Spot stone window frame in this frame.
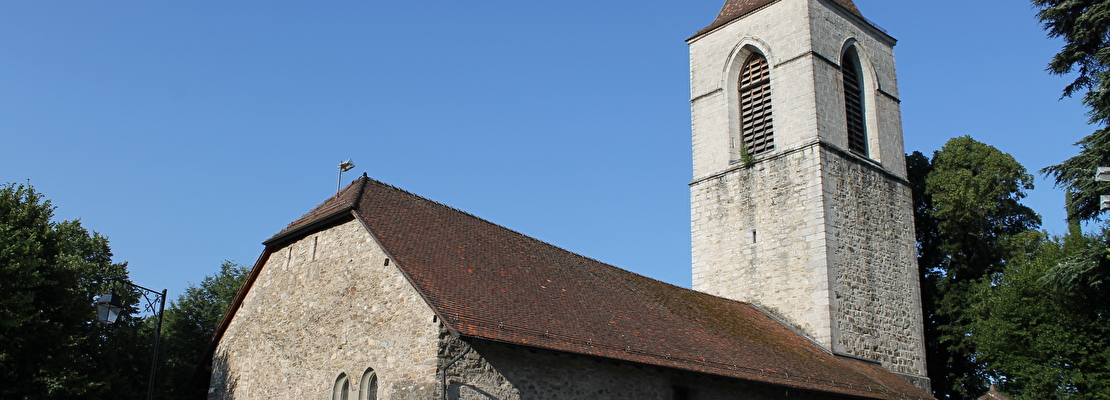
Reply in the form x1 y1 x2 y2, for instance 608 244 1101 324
358 368 378 400
333 373 351 400
723 38 776 163
838 39 882 161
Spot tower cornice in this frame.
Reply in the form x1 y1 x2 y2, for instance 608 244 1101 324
686 0 890 44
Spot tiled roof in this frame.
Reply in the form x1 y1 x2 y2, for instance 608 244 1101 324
246 176 930 400
693 0 863 38
264 178 366 244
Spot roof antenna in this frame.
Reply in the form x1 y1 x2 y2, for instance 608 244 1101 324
337 159 355 193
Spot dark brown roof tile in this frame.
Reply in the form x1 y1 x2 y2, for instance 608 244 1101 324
218 176 929 399
341 176 929 400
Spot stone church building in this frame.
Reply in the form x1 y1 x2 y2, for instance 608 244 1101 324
203 0 932 398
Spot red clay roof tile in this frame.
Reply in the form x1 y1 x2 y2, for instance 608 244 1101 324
267 176 933 400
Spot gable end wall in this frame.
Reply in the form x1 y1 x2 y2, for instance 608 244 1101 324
209 218 441 399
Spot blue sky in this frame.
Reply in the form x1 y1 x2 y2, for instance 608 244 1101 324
0 0 1093 301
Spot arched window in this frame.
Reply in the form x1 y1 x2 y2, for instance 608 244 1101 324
738 52 774 156
333 373 350 400
842 46 867 156
358 368 378 400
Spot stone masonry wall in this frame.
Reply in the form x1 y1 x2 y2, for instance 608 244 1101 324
440 336 853 400
209 218 441 400
821 148 926 378
691 142 833 348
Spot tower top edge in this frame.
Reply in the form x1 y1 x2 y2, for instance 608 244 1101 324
687 0 882 43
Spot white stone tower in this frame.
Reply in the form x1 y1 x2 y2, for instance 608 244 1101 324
687 0 929 389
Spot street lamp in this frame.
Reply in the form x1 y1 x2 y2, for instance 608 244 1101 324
338 158 355 193
95 291 124 323
1097 167 1110 210
95 280 167 400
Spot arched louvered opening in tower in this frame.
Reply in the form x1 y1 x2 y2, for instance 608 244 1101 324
842 46 867 156
739 52 774 156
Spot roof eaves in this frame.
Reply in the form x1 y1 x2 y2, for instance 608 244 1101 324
461 336 918 400
262 206 357 246
450 326 921 399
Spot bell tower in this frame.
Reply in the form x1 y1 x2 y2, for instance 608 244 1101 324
687 0 929 389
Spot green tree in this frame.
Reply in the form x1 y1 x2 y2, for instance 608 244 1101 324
907 151 948 398
0 182 146 399
969 230 1110 399
157 260 250 400
1036 0 1110 222
1014 3 1110 397
910 137 1041 399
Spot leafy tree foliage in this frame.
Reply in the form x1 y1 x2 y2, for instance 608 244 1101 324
969 230 1110 399
927 137 1041 282
0 182 147 399
1036 0 1110 222
1011 2 1110 397
158 260 250 400
1 182 251 399
907 151 948 398
908 138 1041 399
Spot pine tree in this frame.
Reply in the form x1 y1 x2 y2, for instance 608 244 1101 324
1036 0 1110 221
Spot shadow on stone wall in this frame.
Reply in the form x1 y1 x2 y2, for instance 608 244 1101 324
206 352 239 400
449 382 499 399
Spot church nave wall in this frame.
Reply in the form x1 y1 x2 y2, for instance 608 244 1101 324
209 218 441 400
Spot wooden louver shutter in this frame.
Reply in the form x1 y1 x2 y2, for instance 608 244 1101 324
843 47 867 155
739 53 774 156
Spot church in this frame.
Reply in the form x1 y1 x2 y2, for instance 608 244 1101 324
203 0 932 398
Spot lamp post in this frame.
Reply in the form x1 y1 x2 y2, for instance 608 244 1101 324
1096 167 1110 210
338 158 355 193
95 280 167 400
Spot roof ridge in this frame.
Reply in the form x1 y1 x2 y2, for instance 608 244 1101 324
351 173 369 210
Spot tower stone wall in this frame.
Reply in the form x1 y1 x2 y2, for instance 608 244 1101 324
688 0 928 386
690 144 832 346
821 146 925 379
